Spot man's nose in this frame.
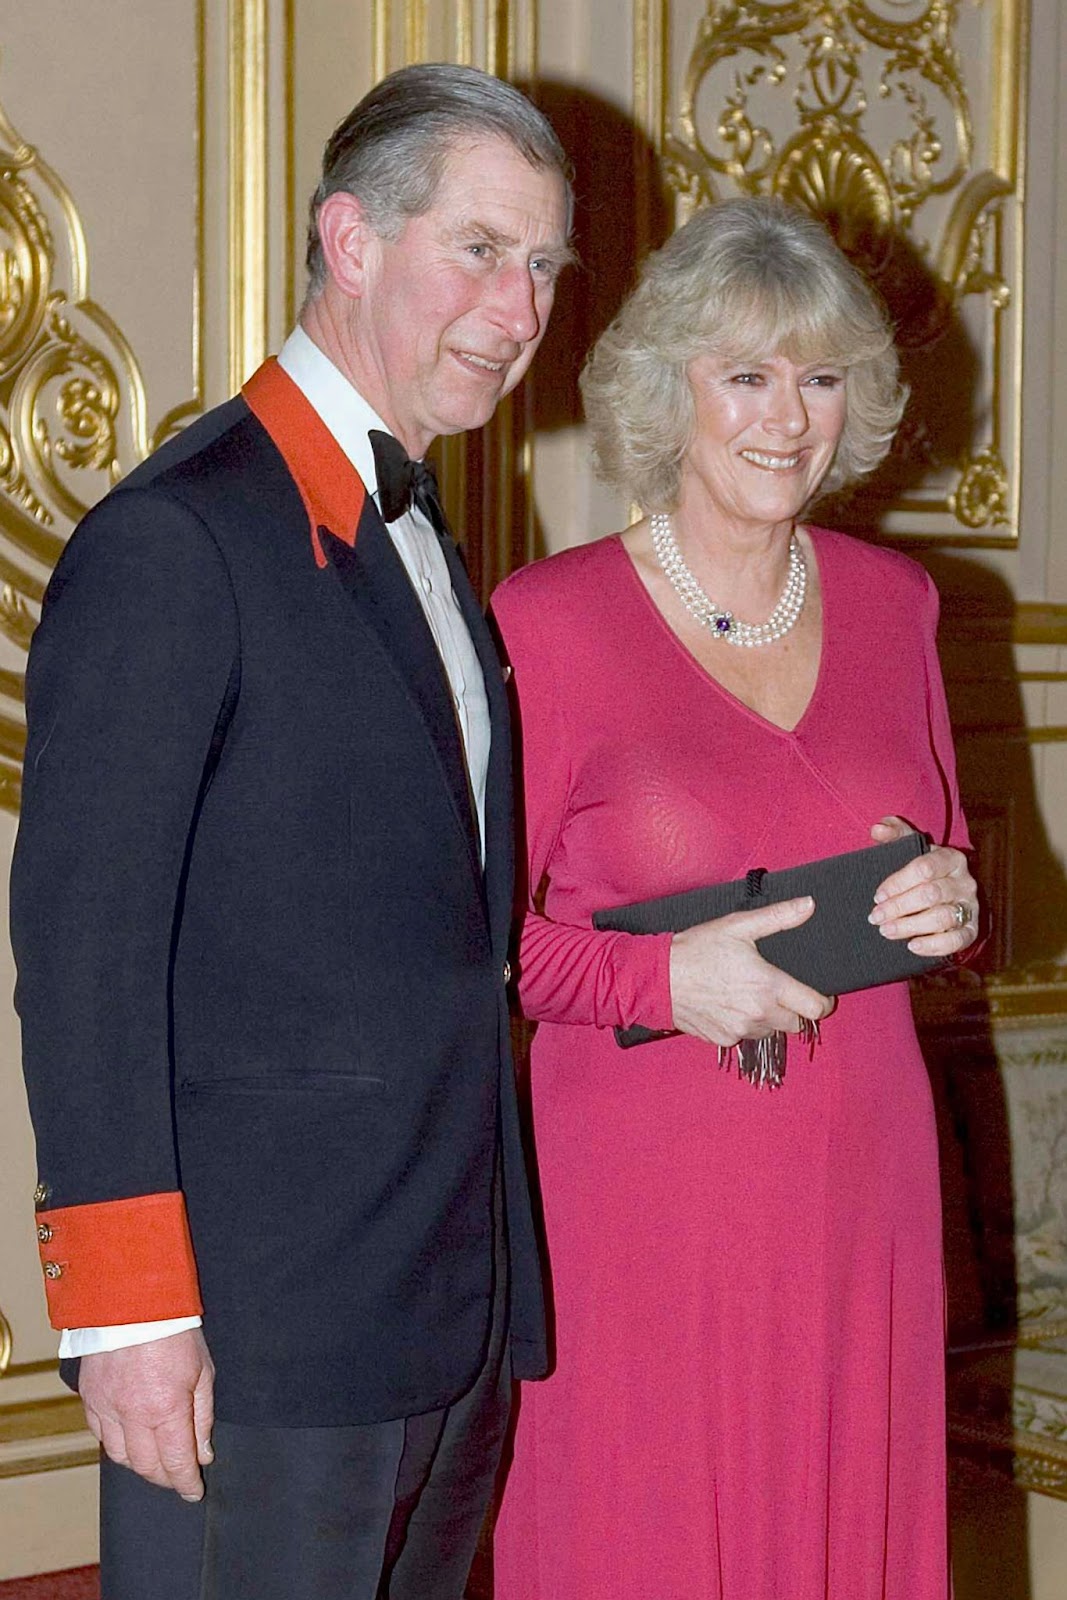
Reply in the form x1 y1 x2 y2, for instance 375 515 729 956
488 265 542 344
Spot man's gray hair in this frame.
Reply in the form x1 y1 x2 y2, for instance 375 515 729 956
580 196 907 511
306 62 573 292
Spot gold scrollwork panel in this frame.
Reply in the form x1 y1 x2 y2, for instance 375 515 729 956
0 90 158 812
0 3 210 816
0 95 157 813
663 1 1026 547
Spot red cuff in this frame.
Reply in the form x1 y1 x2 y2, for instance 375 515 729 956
35 1190 203 1328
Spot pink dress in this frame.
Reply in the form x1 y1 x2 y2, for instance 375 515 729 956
491 528 965 1600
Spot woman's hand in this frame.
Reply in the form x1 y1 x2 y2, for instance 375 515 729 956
868 815 979 958
669 895 834 1047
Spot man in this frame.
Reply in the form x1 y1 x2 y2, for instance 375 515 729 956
12 63 572 1599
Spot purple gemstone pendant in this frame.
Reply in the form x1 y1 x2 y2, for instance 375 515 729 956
714 614 732 634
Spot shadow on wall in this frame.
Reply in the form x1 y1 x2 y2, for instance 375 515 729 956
521 78 675 444
457 80 675 598
817 219 983 521
925 559 1067 1600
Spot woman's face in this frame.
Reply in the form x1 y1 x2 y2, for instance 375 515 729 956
679 351 847 535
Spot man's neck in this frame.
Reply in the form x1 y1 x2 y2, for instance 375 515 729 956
298 296 430 458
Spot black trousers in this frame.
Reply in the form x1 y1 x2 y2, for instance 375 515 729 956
99 1205 510 1599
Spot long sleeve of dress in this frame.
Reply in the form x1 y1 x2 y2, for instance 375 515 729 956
491 570 675 1033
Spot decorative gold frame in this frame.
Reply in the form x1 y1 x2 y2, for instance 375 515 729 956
0 3 207 815
0 1395 97 1480
661 1 1028 549
229 0 270 391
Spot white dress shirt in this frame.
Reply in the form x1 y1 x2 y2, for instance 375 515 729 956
61 328 492 1357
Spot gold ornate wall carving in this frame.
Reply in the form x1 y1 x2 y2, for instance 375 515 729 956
664 0 1026 547
0 0 280 823
0 94 160 813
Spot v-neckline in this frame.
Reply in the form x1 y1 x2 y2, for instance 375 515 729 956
612 525 829 738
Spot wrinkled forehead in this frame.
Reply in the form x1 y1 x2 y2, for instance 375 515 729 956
436 134 571 229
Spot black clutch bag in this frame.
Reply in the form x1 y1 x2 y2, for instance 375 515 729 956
592 833 943 1048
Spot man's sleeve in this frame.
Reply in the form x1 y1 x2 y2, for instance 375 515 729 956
12 488 239 1329
60 1317 203 1358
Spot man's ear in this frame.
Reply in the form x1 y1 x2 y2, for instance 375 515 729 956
316 191 376 298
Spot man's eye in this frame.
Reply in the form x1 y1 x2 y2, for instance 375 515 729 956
466 242 491 259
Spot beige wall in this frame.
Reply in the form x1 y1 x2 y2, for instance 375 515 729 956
1 0 1065 1586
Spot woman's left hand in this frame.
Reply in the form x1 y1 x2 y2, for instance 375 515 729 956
867 815 979 958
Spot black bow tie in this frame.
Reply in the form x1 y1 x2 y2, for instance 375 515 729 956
369 429 449 536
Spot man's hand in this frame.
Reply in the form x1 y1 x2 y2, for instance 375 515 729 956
79 1328 214 1499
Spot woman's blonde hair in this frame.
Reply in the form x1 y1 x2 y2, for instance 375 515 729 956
580 196 907 510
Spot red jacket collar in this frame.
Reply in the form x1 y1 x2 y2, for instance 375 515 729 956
242 357 367 569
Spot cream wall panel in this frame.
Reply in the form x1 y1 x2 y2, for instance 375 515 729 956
1037 4 1067 605
289 2 374 321
530 0 645 553
1018 0 1061 605
1029 1491 1067 1600
0 1465 97 1580
0 6 202 436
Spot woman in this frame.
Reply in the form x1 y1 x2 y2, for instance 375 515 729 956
491 198 978 1599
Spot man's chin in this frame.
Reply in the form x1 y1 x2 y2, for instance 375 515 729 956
434 394 509 438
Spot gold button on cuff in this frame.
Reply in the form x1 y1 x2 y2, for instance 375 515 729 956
502 960 512 984
43 1261 63 1280
37 1224 53 1243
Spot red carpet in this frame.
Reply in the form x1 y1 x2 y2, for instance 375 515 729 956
0 1565 490 1598
0 1571 99 1599
0 1559 489 1598
0 1566 490 1598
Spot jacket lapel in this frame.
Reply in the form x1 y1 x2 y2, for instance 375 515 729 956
321 509 484 882
433 533 513 936
242 359 485 885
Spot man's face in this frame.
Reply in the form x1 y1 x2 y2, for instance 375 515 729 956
350 137 571 456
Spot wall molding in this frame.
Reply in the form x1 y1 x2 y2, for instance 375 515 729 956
0 1396 95 1481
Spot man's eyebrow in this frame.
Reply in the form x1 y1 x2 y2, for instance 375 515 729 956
538 240 579 270
445 218 577 268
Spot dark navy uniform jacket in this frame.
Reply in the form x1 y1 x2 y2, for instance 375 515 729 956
11 359 547 1425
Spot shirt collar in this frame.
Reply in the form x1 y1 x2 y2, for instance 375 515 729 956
243 345 371 569
276 325 386 498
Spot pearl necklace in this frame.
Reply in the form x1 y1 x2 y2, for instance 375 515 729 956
650 513 807 648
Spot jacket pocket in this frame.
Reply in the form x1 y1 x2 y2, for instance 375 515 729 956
177 1070 385 1097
